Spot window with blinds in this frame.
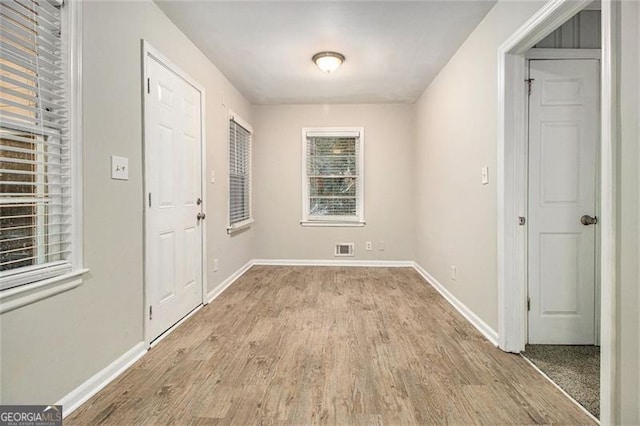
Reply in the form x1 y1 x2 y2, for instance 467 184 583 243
0 0 72 289
302 128 365 224
228 115 252 231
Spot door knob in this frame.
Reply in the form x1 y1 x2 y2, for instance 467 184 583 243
197 212 206 221
580 215 597 226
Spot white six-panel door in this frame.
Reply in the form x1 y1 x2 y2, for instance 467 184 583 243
145 52 203 342
528 59 599 345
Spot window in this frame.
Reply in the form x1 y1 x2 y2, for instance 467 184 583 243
302 127 365 226
228 112 253 233
1 0 81 291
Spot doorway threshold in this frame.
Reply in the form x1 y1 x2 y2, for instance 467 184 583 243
522 345 600 421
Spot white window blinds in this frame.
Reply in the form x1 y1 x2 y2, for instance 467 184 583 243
303 128 364 223
228 117 251 228
0 0 71 288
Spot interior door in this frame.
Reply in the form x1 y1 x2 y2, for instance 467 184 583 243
527 59 599 345
145 53 203 342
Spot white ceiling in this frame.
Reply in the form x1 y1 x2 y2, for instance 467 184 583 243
155 1 497 105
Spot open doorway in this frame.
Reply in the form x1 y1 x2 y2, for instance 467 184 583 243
497 0 616 423
521 8 601 418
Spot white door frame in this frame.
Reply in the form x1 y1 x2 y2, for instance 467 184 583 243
141 40 208 346
497 0 617 423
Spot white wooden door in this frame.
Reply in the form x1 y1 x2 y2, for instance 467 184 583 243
145 54 203 342
527 59 599 345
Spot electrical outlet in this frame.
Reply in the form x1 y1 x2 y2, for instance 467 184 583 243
378 241 385 251
450 265 457 280
365 241 372 251
213 258 219 272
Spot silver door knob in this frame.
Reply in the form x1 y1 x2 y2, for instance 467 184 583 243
581 215 597 225
197 212 206 221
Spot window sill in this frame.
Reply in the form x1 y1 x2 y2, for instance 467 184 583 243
227 218 254 235
1 261 72 290
300 220 366 228
0 268 89 314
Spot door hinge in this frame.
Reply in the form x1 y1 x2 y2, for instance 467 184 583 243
147 78 151 94
149 305 153 320
525 78 535 96
148 192 152 207
527 297 531 312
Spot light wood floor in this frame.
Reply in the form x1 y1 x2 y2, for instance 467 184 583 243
67 266 594 425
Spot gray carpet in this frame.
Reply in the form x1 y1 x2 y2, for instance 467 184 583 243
523 345 600 419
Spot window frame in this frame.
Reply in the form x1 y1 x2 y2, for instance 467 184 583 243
301 127 365 227
0 0 86 311
226 110 253 234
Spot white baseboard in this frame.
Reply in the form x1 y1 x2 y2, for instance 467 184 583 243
58 341 147 418
252 259 415 267
206 260 254 304
412 262 499 346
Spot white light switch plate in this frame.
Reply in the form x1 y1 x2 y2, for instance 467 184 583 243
481 166 489 185
210 170 216 183
111 155 129 180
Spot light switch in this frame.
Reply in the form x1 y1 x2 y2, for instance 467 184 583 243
481 166 489 185
210 170 216 183
111 155 129 180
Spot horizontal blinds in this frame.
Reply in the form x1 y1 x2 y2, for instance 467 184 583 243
0 0 71 282
229 119 251 225
307 135 359 217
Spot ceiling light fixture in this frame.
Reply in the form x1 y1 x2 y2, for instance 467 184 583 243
312 51 345 73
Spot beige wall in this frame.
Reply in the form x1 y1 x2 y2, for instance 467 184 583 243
413 1 545 330
617 1 640 423
252 104 415 261
0 0 254 404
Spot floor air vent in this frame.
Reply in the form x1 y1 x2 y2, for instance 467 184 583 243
335 243 354 257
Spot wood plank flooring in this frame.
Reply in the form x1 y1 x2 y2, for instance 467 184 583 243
66 266 594 425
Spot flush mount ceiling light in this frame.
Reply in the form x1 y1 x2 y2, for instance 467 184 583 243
312 51 345 73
